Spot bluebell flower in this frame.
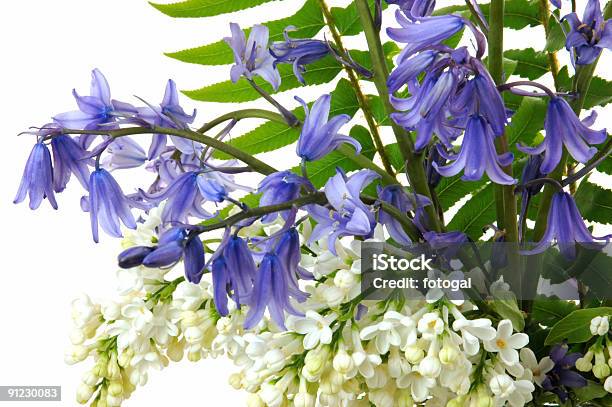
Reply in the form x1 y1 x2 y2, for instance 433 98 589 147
542 344 586 402
387 50 437 93
118 246 155 268
564 0 612 65
50 134 90 192
53 69 136 148
140 171 217 224
387 12 465 59
141 227 187 267
453 62 509 136
211 235 257 316
14 142 57 210
137 80 197 157
270 26 331 84
550 0 562 8
518 97 607 174
275 228 313 292
119 227 206 283
377 185 431 245
434 115 517 185
391 69 463 150
385 0 436 19
102 138 147 170
258 171 310 223
296 94 360 161
183 236 205 283
225 23 281 90
86 168 137 242
518 154 545 239
244 253 303 330
426 145 446 187
522 191 610 260
307 169 379 254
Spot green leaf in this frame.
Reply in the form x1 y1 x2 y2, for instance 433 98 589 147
532 297 578 326
490 289 525 331
351 42 400 74
545 307 612 345
165 0 323 65
574 180 612 224
213 79 359 159
384 143 404 172
504 48 549 80
292 125 376 188
436 176 487 211
150 0 276 18
435 0 541 30
184 56 342 102
481 0 542 29
574 380 609 402
599 155 612 175
557 67 612 109
331 0 383 36
506 96 547 152
545 14 567 52
576 252 612 302
447 183 497 240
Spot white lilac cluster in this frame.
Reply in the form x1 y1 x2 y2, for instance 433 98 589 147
67 212 542 406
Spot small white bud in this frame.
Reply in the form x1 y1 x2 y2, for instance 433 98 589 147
76 383 95 404
590 316 610 336
404 345 425 364
604 376 612 393
332 348 354 375
593 363 610 379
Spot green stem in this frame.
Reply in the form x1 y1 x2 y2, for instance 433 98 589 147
199 192 327 232
489 0 519 245
361 194 421 241
337 145 398 185
317 0 395 177
60 125 279 175
355 0 441 232
197 109 288 133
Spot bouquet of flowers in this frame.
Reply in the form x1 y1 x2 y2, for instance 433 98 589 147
14 0 612 405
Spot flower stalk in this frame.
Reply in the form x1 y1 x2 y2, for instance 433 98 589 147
355 0 442 232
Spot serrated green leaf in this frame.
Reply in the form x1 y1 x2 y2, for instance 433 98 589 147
532 297 578 326
291 125 376 188
184 56 342 102
506 96 547 151
599 155 612 175
384 143 404 171
351 42 400 74
574 180 612 224
165 0 323 65
447 183 497 240
436 176 488 211
331 0 383 36
213 79 359 159
439 0 541 29
479 0 541 30
545 307 612 345
504 48 549 80
490 289 525 331
557 66 612 109
150 0 276 18
545 14 567 52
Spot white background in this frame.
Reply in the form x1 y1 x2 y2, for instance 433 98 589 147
0 1 610 406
